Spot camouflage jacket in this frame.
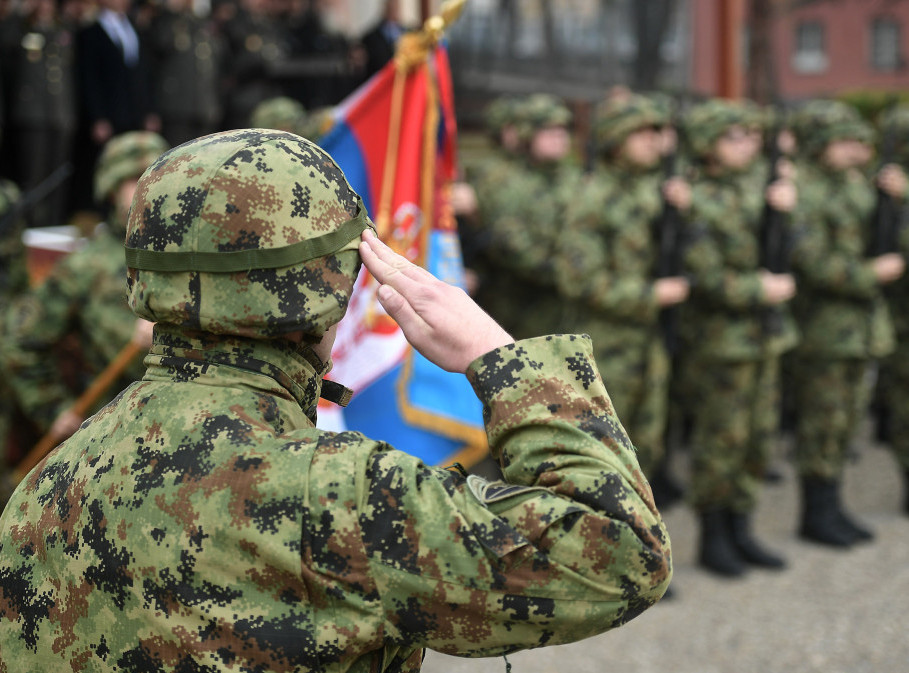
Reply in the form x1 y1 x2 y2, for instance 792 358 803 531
478 157 579 286
791 163 895 358
0 330 671 672
0 226 144 432
556 163 663 332
0 179 27 303
680 165 799 361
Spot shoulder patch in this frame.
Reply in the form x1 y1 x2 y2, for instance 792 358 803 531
466 474 546 504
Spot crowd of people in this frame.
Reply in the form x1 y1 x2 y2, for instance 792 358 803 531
0 0 403 226
455 89 909 579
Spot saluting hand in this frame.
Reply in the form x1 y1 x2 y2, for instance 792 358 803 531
358 230 514 374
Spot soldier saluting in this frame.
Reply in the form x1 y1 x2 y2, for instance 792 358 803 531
0 129 671 670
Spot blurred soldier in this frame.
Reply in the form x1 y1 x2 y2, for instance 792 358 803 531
473 94 578 339
789 101 906 543
145 0 225 146
876 103 909 515
358 0 406 84
221 0 288 129
0 132 166 446
454 95 521 301
680 99 799 577
0 128 671 669
249 94 308 133
0 0 77 228
555 93 690 482
0 179 24 494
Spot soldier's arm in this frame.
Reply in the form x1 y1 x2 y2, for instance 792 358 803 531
789 208 878 300
343 335 670 657
346 232 671 655
681 217 765 309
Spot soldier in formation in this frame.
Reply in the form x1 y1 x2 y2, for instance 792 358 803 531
677 99 799 576
788 100 906 546
555 93 690 486
464 93 578 340
876 103 909 515
0 128 671 669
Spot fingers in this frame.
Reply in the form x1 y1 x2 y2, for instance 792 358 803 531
359 231 433 293
376 284 425 338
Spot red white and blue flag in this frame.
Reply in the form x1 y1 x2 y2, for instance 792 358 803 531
317 44 487 467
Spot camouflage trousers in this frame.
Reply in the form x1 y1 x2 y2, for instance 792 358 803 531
595 335 669 477
687 356 781 513
792 357 870 481
879 342 909 471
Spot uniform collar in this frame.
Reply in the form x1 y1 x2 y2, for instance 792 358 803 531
147 325 325 422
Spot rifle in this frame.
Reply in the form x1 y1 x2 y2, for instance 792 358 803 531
867 105 900 257
0 163 74 237
758 111 790 336
653 120 684 355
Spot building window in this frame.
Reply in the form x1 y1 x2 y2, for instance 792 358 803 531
871 17 901 71
792 20 827 73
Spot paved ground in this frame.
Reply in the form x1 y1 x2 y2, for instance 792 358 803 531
423 425 909 673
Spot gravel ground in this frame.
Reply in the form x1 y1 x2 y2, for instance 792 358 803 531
423 427 909 673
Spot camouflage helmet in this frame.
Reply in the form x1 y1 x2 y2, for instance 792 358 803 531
94 131 170 204
483 96 521 137
682 98 753 158
514 94 572 142
125 129 374 340
250 96 308 133
594 93 669 154
791 99 874 157
297 106 335 143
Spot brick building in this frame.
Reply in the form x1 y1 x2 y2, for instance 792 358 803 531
691 0 909 100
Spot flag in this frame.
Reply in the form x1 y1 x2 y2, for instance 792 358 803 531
318 41 487 468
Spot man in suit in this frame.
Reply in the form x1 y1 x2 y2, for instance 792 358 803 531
72 0 158 212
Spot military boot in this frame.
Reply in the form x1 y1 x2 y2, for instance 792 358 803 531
699 509 747 577
799 477 854 548
728 510 786 569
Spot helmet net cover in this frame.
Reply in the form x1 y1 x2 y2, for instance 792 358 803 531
125 129 373 340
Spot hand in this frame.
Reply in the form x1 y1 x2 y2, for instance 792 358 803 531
50 409 83 441
131 319 155 348
759 271 796 304
654 276 690 307
450 181 478 216
358 230 514 373
765 179 797 213
662 177 691 212
871 253 906 285
877 164 908 200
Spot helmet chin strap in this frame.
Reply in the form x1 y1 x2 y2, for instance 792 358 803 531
320 379 353 407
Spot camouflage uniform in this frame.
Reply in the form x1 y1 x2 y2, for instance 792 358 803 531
790 104 893 479
680 100 798 515
0 129 671 670
474 94 579 339
875 105 909 506
0 180 24 487
679 100 798 574
0 132 168 434
789 101 892 543
555 94 671 476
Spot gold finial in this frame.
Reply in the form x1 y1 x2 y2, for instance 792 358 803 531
394 0 467 72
